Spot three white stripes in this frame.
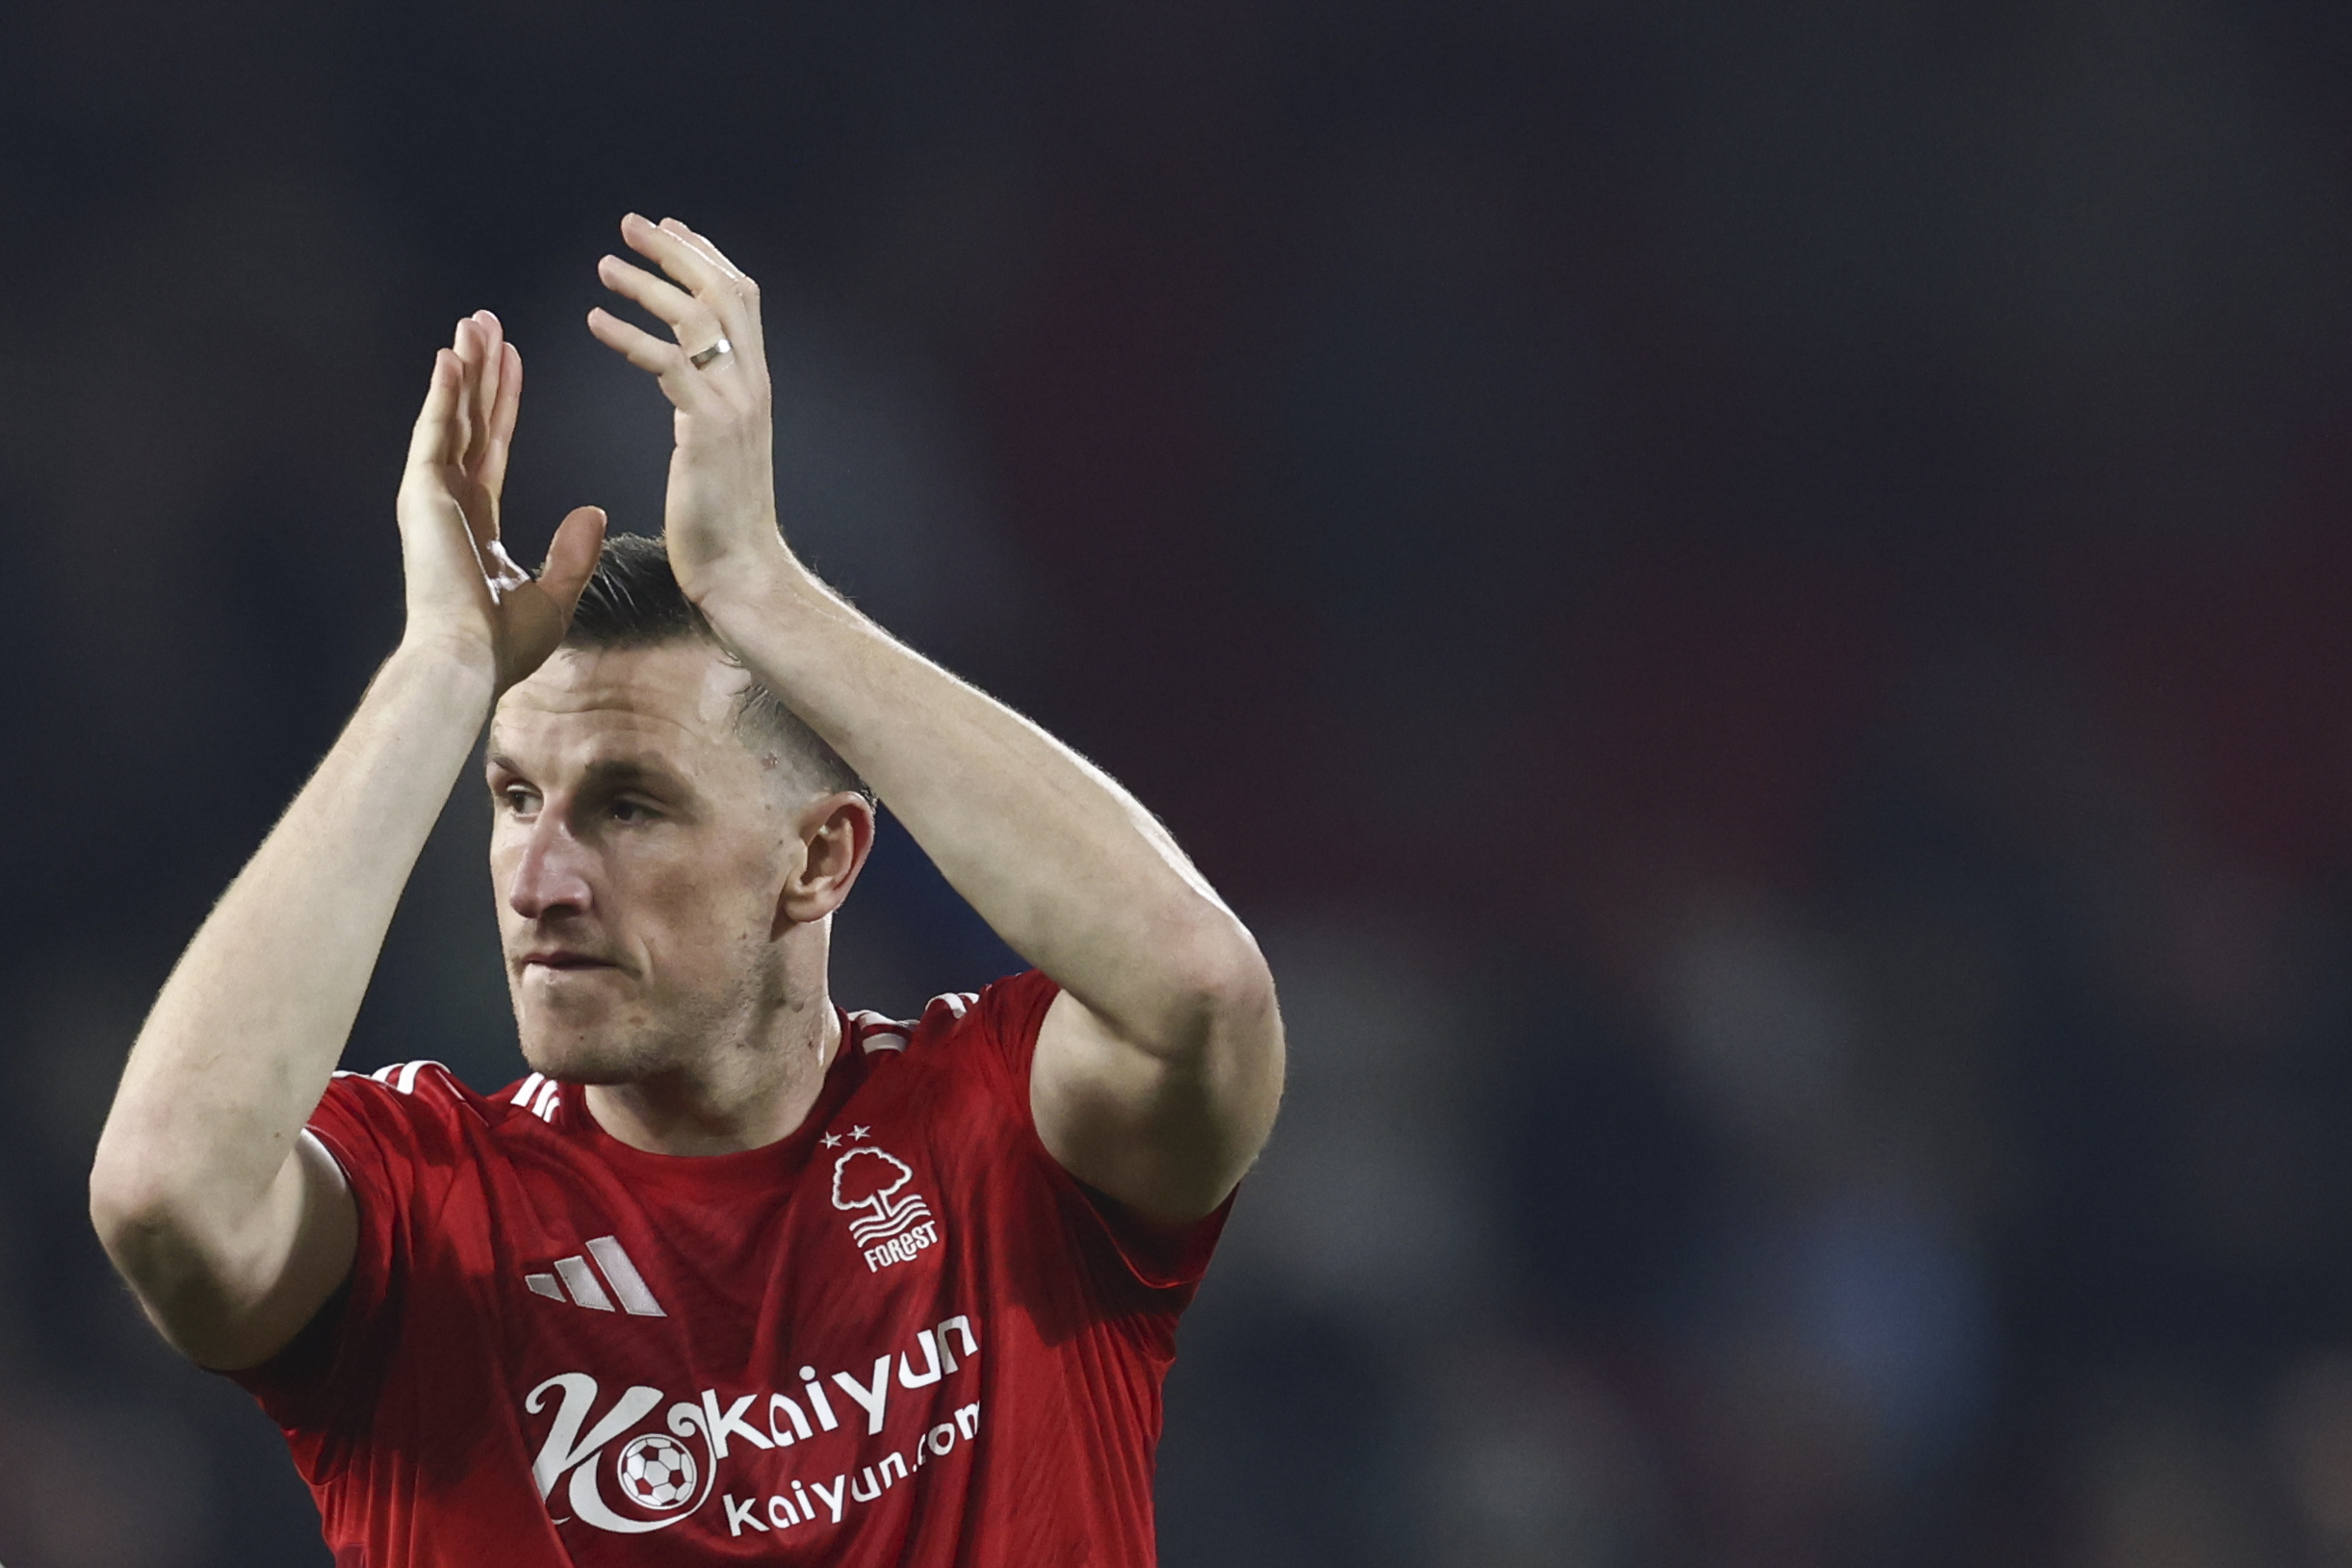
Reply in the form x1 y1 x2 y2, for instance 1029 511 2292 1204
508 1072 562 1122
503 1074 655 1315
368 1060 445 1095
527 1235 666 1316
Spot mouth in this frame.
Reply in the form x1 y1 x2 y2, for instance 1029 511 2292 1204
520 952 619 973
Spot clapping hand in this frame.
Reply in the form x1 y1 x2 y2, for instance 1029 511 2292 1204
396 311 606 689
586 215 789 611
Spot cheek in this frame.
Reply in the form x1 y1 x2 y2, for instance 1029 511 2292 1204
631 842 789 956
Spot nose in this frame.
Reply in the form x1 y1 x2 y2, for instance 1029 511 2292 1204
506 812 596 921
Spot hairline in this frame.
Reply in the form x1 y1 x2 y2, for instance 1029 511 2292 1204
550 627 852 805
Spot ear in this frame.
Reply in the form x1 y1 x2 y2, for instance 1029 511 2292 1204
775 792 877 928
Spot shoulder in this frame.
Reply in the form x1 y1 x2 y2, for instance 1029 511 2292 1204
877 976 1233 1298
321 1060 475 1123
313 1060 544 1168
840 972 1062 1091
898 971 1061 1058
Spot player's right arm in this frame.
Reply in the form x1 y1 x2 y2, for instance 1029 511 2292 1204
88 315 605 1370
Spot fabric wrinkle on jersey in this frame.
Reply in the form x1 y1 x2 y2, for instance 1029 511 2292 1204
226 970 1228 1566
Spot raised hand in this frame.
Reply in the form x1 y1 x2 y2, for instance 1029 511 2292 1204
395 311 606 689
585 215 789 608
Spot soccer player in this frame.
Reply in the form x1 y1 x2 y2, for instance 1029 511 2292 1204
89 215 1284 1564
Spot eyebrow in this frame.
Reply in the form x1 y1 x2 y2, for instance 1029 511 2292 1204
484 750 693 798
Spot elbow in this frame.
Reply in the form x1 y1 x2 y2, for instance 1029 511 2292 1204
90 1051 179 1257
90 1126 141 1240
89 1139 168 1269
1154 910 1280 1057
1199 919 1279 1023
88 1141 242 1360
88 1122 205 1277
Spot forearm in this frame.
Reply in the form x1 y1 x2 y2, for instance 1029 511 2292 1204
92 640 495 1245
700 559 1262 1053
594 215 1278 1215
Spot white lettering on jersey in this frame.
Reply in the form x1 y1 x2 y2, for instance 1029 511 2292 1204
799 1367 840 1430
725 1493 764 1534
718 1403 987 1537
524 1375 718 1535
525 1318 985 1539
767 1393 814 1446
828 1144 938 1271
526 1375 663 1503
698 1391 774 1459
899 1330 943 1387
831 1357 892 1435
862 1221 939 1272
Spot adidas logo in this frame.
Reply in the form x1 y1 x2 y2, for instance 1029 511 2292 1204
526 1236 666 1317
509 1071 564 1123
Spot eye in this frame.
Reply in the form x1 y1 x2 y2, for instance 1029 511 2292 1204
609 798 658 824
499 784 540 815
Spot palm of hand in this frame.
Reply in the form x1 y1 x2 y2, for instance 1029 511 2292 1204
398 313 604 690
586 217 792 605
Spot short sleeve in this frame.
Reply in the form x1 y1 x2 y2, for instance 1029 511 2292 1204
925 971 1234 1296
222 1066 472 1452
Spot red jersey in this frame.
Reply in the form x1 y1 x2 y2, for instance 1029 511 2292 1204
229 970 1227 1566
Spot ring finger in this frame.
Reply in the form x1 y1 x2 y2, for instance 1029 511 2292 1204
596 254 732 362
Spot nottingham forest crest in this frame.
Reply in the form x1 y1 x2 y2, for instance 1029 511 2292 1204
830 1143 941 1272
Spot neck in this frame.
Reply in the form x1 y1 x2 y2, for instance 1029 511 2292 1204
582 989 841 1156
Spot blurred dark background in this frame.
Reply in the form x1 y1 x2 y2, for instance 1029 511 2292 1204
11 0 2352 1562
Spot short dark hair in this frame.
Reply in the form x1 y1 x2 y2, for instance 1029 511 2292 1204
561 532 872 804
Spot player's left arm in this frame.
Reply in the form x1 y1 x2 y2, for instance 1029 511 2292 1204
587 215 1281 1223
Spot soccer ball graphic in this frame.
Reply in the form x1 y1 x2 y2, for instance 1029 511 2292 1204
616 1433 699 1510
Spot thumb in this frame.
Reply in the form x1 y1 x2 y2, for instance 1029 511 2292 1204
538 506 608 620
